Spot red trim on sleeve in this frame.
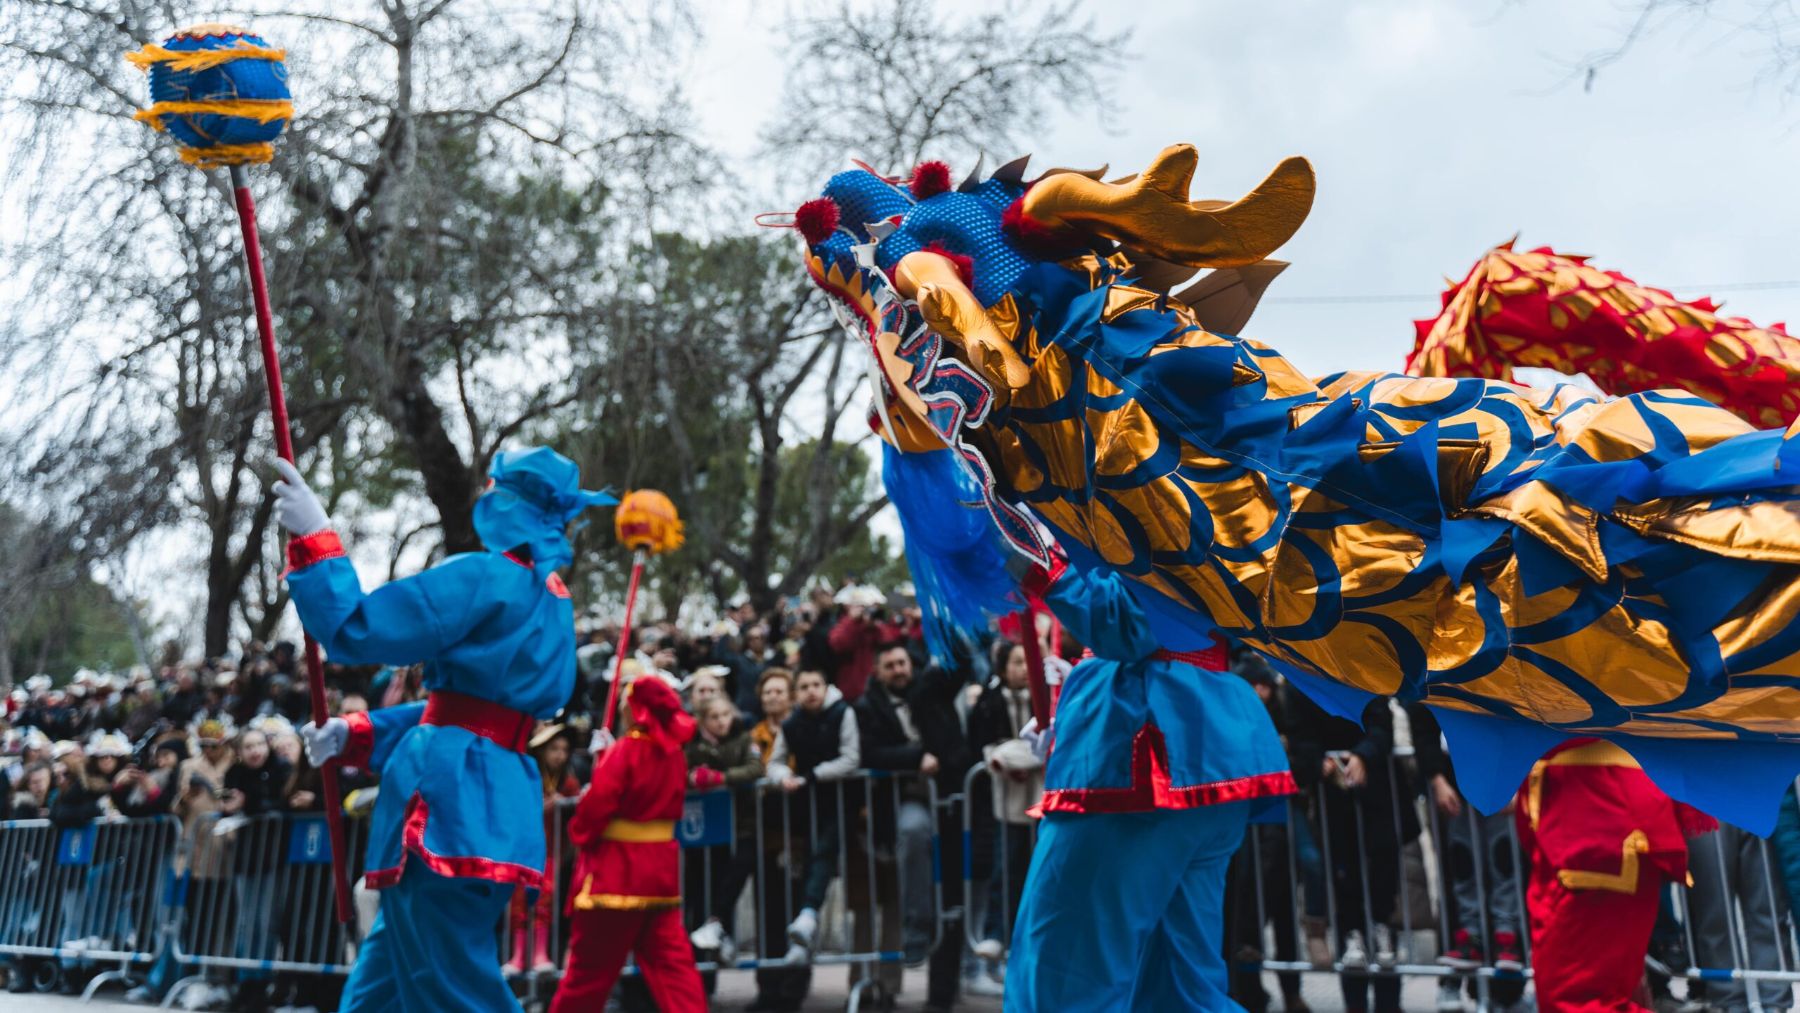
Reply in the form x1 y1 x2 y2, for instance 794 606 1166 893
362 794 547 892
1038 722 1297 815
284 530 346 575
338 711 375 769
1150 640 1229 671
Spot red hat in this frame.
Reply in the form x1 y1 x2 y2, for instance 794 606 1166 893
625 675 695 752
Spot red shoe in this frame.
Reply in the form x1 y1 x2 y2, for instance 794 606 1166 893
1437 928 1482 970
1492 930 1523 972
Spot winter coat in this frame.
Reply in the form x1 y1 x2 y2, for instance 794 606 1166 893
968 683 1043 824
685 726 764 787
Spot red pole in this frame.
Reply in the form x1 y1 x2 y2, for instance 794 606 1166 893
1018 600 1054 726
601 549 649 733
230 165 353 924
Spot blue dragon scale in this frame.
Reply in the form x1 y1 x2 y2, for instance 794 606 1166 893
787 145 1800 802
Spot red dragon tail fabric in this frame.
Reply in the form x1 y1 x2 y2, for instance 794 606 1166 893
1409 240 1798 428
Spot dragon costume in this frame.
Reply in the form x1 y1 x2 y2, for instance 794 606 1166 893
787 144 1800 831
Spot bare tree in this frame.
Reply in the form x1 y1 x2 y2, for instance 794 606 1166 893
1570 0 1800 96
1 0 701 652
766 0 1128 177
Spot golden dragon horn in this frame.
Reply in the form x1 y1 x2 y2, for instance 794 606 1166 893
1021 144 1316 269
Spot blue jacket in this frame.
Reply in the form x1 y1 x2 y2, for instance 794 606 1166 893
1041 568 1294 817
286 532 575 890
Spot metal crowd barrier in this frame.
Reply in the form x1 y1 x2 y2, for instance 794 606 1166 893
158 810 373 1009
0 814 177 999
959 763 1040 965
1226 747 1800 1012
13 756 1800 1011
499 770 946 1012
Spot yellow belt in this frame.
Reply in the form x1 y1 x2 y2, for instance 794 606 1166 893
600 818 675 843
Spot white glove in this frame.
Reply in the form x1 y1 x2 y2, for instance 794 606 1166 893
588 727 615 755
273 458 331 536
301 717 349 766
1043 654 1072 686
1020 716 1051 763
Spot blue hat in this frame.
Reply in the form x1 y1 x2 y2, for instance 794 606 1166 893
473 447 616 573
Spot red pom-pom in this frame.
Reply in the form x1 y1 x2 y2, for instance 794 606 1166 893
909 160 953 199
923 241 975 288
794 198 841 245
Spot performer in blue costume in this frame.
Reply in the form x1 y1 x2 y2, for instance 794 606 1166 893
275 448 614 1013
1005 561 1296 1013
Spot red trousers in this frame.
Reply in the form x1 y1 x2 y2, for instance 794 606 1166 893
1527 860 1661 1012
547 906 704 1013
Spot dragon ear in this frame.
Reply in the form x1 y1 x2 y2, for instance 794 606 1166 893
1019 144 1315 269
956 154 986 193
988 155 1031 186
1177 260 1290 334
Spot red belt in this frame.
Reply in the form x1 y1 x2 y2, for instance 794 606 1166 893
1076 641 1230 671
1151 645 1229 671
422 690 534 752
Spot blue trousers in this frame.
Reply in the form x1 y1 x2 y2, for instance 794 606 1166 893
1005 803 1249 1013
340 863 521 1013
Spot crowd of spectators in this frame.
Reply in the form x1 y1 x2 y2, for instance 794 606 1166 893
6 579 1800 1013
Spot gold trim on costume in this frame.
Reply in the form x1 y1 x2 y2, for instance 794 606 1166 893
599 818 676 843
571 876 681 911
1557 830 1650 895
1525 741 1640 830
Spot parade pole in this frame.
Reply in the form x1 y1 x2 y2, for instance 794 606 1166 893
229 165 354 924
128 24 350 923
601 490 684 734
1017 599 1054 726
600 548 648 733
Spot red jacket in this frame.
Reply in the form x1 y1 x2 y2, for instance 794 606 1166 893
1517 738 1715 893
828 613 916 701
567 731 687 912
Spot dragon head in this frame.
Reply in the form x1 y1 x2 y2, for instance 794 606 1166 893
784 145 1317 458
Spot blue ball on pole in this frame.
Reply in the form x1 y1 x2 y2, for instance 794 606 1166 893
128 23 292 168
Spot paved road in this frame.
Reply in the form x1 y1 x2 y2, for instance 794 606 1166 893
0 970 1464 1011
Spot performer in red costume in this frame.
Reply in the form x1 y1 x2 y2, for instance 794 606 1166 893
549 676 704 1013
1516 739 1715 1012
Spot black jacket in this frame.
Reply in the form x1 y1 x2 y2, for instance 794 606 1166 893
781 700 851 778
224 757 293 818
966 683 1032 755
854 665 973 794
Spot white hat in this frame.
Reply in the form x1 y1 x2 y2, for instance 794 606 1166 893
248 714 295 737
51 740 80 760
20 728 49 752
190 714 236 743
24 675 51 693
681 665 731 691
834 584 887 607
88 732 131 758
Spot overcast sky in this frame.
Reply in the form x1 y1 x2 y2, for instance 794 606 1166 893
691 0 1799 378
70 0 1800 643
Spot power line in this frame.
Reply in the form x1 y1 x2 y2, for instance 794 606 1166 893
1263 280 1800 306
